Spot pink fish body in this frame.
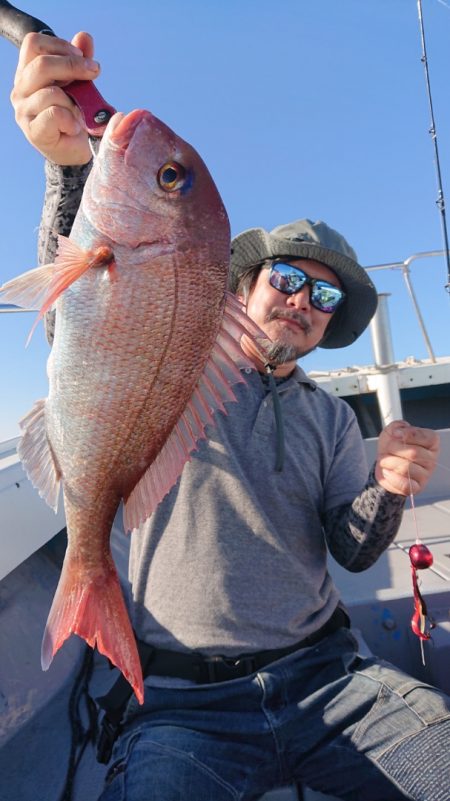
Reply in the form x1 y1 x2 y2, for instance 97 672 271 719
1 109 266 702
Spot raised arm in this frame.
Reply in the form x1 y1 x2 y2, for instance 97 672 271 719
11 31 98 340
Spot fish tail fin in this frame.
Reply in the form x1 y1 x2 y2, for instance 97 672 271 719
41 551 144 704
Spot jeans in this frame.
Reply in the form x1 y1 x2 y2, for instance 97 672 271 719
98 628 450 801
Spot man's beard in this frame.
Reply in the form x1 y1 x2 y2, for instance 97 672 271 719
264 309 317 364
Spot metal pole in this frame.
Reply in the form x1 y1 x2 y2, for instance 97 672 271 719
401 263 437 363
369 294 404 425
370 293 396 367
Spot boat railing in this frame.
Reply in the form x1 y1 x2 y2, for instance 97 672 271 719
366 249 448 363
0 303 34 313
0 436 20 459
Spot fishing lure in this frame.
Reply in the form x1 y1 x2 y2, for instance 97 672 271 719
409 543 435 636
408 478 435 665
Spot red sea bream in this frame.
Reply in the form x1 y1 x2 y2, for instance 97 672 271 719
0 109 266 702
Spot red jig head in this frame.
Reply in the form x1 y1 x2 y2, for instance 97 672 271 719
409 543 434 570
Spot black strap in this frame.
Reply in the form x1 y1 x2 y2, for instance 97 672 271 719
58 646 97 798
96 640 155 764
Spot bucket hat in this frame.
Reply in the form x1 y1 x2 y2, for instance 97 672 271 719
229 219 378 349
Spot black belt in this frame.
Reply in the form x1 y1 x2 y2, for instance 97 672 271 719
96 606 349 764
140 605 349 685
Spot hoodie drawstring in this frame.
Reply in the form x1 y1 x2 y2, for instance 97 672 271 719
264 363 285 472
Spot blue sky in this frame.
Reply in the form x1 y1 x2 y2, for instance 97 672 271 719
1 0 450 440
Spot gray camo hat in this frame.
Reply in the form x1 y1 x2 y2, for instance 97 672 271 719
229 219 378 349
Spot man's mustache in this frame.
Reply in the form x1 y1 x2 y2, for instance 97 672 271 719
266 309 312 335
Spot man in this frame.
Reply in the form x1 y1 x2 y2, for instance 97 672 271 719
10 31 450 801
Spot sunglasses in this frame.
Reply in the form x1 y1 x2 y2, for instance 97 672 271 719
268 261 345 314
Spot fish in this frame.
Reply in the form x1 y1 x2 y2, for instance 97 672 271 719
0 108 268 703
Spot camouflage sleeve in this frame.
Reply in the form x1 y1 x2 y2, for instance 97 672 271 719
323 465 406 572
38 159 93 343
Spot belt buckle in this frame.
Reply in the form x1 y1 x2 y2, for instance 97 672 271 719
203 655 256 683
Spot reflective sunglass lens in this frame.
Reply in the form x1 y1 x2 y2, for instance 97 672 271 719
269 263 307 293
311 282 344 313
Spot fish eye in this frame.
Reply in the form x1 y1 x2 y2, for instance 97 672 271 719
157 161 187 192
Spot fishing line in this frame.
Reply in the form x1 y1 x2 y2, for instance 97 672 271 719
407 470 421 547
435 460 450 472
435 0 450 11
416 0 450 293
88 137 98 161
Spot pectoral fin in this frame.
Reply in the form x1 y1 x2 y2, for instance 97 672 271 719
0 236 103 344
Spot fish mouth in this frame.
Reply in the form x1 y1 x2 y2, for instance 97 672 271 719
108 110 153 150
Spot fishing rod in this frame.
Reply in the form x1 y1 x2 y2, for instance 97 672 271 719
416 0 450 293
0 0 115 136
0 0 53 44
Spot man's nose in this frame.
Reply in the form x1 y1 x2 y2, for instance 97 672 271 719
287 287 311 311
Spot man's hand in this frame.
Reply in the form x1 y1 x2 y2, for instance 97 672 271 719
375 420 440 496
10 31 100 165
